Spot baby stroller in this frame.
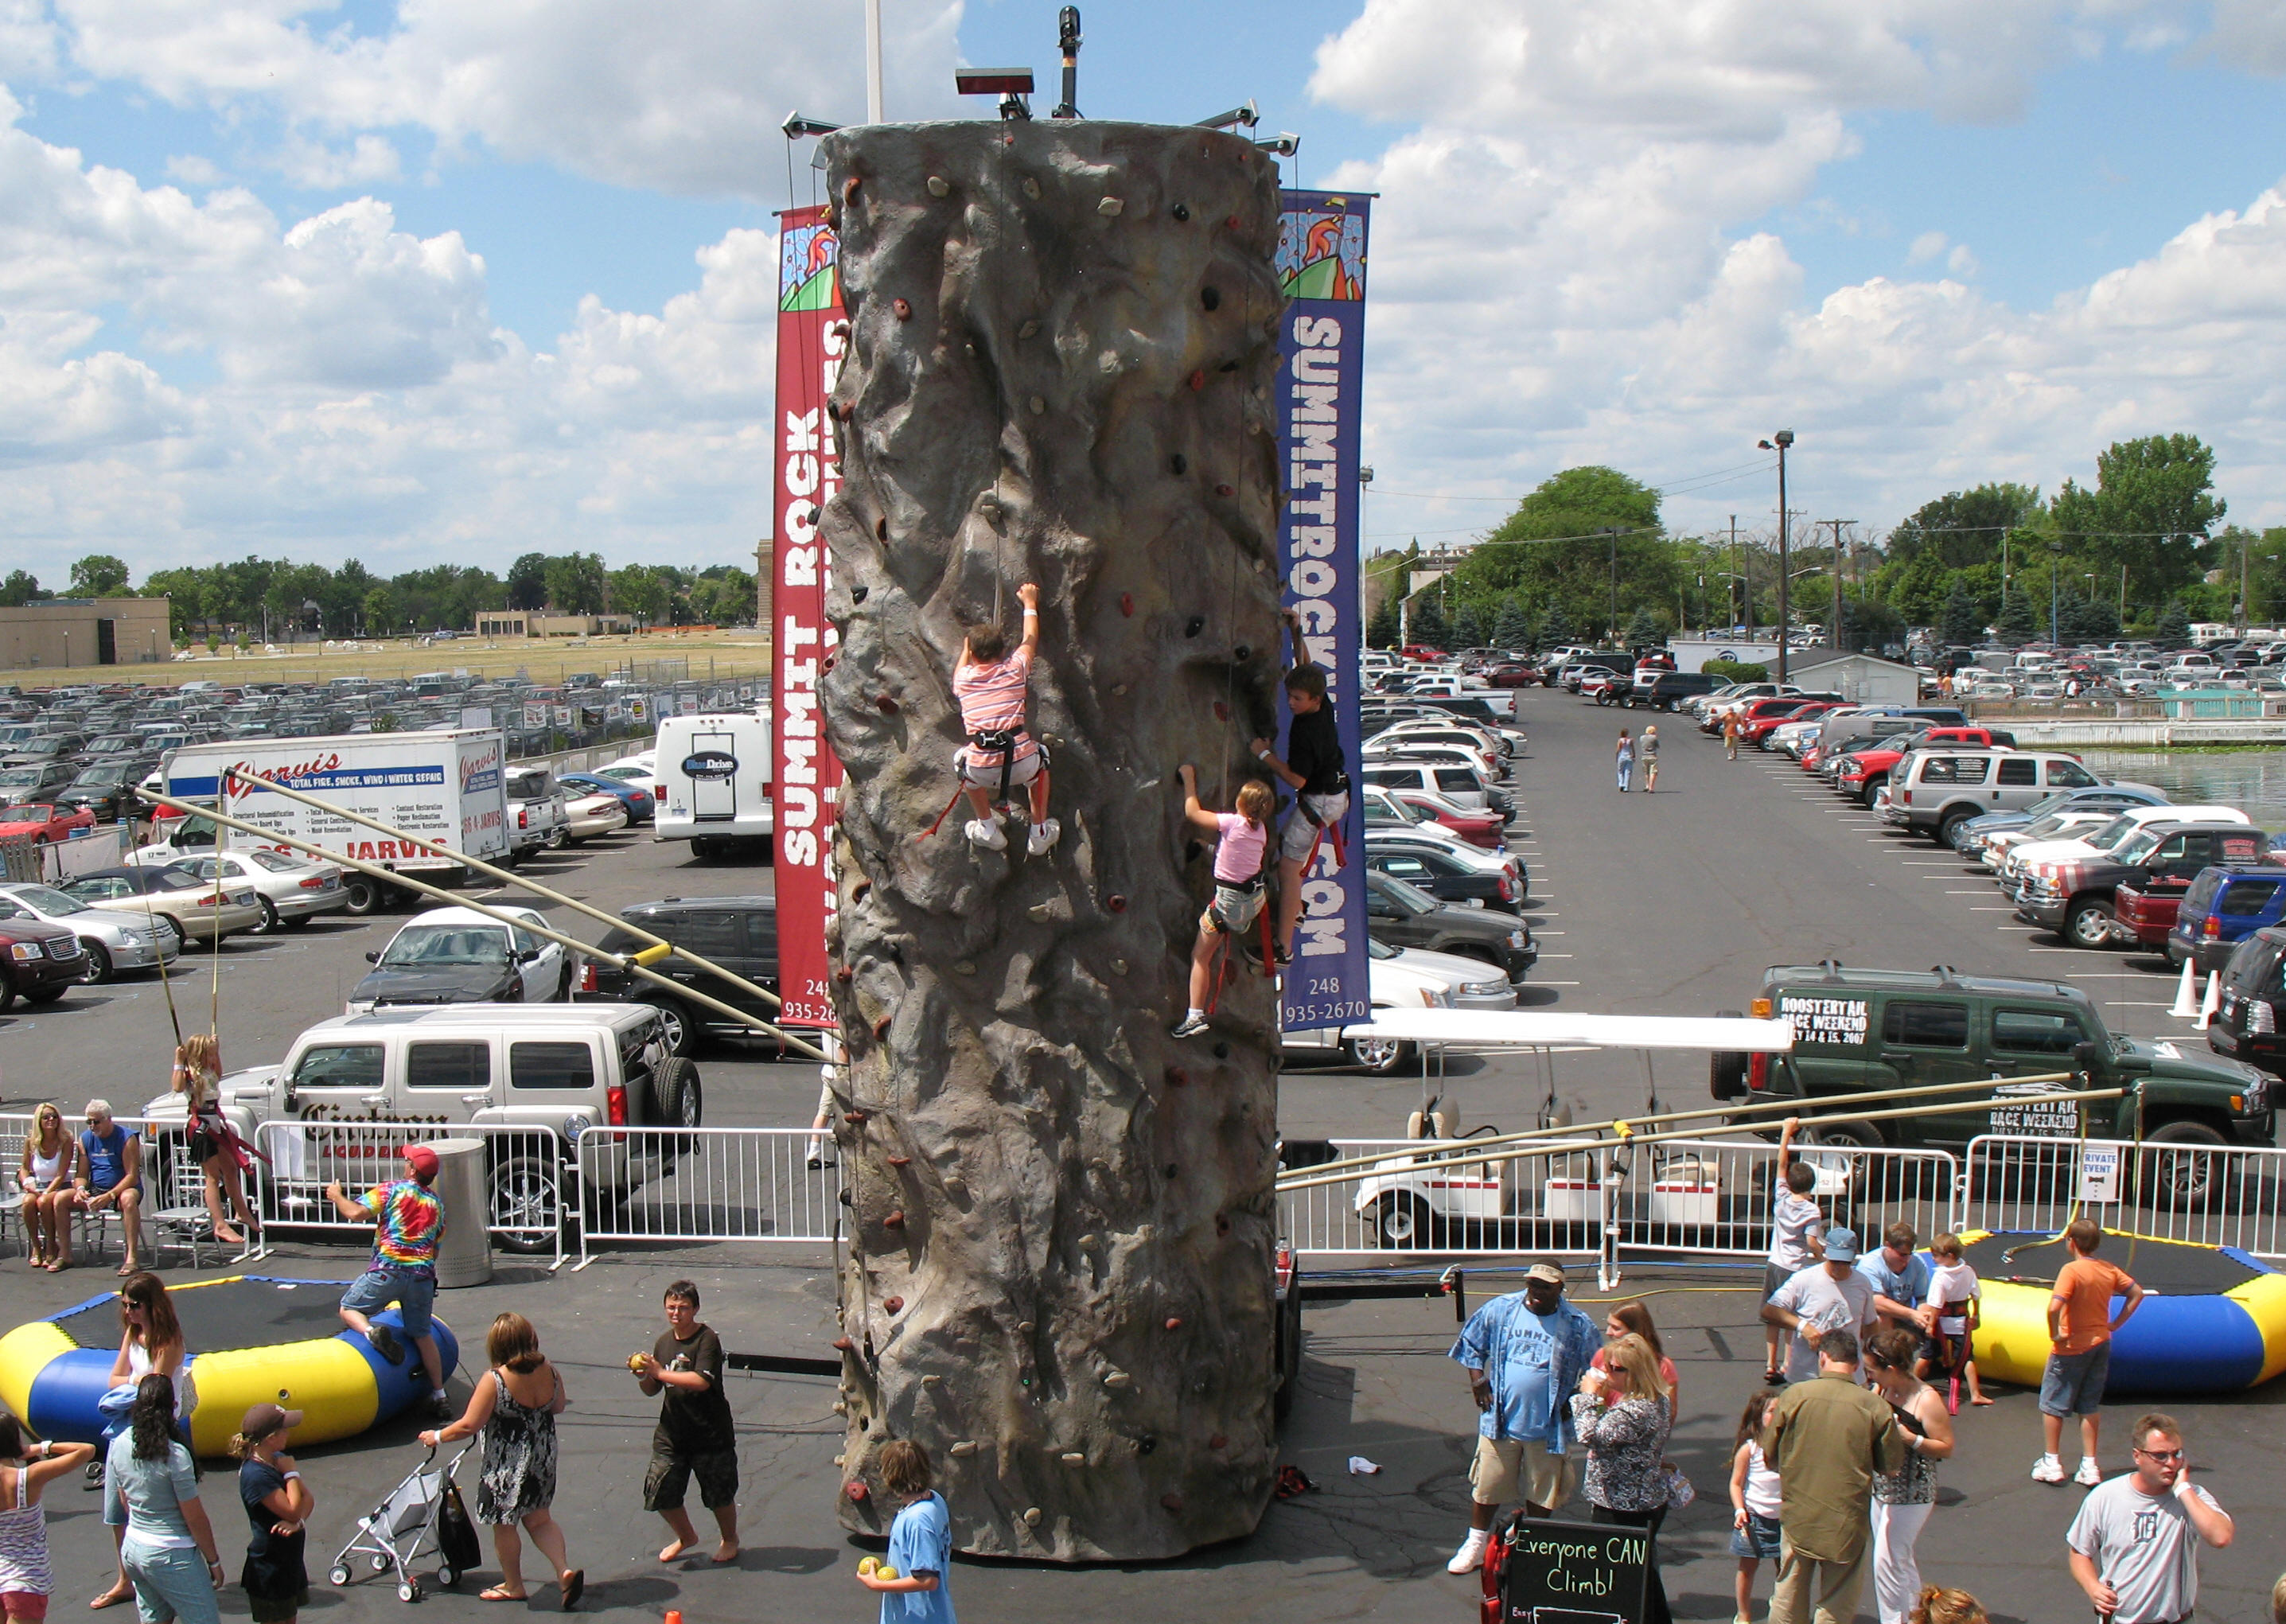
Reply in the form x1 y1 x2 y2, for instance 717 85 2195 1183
329 1443 481 1603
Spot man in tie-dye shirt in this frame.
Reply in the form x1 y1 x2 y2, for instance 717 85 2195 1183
329 1144 452 1418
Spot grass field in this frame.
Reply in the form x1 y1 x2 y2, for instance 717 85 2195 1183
6 629 776 689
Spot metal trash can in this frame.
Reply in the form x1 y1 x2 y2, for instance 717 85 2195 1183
422 1137 493 1289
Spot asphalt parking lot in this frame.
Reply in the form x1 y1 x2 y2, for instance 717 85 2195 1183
7 695 2284 1622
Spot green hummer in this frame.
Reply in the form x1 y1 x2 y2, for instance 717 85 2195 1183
1710 962 2274 1156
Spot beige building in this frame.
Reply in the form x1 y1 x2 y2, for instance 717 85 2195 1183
474 611 637 639
1 598 173 670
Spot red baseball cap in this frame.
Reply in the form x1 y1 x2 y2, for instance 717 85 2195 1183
400 1144 440 1181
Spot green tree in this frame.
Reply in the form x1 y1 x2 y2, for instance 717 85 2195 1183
1365 595 1400 649
1994 589 2038 645
1492 596 1532 649
1623 606 1664 650
2050 434 2223 609
1450 466 1669 638
1884 485 2041 571
1537 602 1575 649
1937 582 1982 648
1451 603 1486 648
0 570 47 606
2156 598 2191 643
507 553 550 610
608 563 672 625
68 555 131 597
363 586 397 635
544 552 607 614
1409 592 1449 649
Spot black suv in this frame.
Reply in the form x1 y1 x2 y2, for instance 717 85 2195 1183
2210 928 2286 1079
582 895 778 1055
1363 870 1535 981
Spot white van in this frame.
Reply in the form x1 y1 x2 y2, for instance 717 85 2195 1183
654 711 773 859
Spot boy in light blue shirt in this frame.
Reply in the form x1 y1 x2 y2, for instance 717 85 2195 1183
856 1440 954 1624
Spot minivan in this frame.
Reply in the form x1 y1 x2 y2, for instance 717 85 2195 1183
1361 761 1508 819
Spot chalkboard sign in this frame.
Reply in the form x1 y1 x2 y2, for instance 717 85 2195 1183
1494 1516 1650 1624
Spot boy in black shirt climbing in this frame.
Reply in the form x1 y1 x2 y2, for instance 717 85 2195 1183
1249 658 1349 965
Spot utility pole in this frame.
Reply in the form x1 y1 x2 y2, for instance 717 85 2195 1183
1823 520 1855 652
1758 432 1794 682
1735 515 1750 641
1603 527 1623 645
863 0 885 121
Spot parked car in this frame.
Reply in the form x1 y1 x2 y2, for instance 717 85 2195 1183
1360 761 1506 819
2153 866 2286 973
2019 822 2270 948
0 914 83 1011
2210 929 2286 1078
0 881 180 983
1712 963 2270 1193
504 765 570 859
1363 870 1535 981
1 732 84 768
558 770 655 825
1626 672 1719 711
55 759 156 824
561 789 631 845
1883 749 2104 844
57 864 266 948
163 849 349 933
138 1003 695 1252
0 803 96 845
582 894 777 1056
1361 785 1506 851
1999 804 2250 894
1949 784 2171 857
1832 727 2015 804
0 762 77 808
349 905 574 1015
1363 835 1523 913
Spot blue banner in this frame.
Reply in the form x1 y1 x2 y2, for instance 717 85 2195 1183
1275 191 1370 1031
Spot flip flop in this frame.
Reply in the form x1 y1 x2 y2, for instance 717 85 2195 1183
560 1571 584 1610
478 1587 527 1603
90 1590 133 1610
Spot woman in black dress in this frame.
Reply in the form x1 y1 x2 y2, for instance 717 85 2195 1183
421 1313 581 1609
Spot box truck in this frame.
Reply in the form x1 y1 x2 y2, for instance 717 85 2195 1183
654 711 773 859
147 729 511 914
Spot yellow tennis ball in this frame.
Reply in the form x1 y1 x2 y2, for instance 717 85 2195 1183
878 1565 898 1581
857 1557 878 1576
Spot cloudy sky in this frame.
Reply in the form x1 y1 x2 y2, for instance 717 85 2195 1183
3 0 2284 580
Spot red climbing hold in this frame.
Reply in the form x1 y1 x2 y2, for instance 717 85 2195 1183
1106 894 1127 913
843 175 863 199
1186 369 1205 391
875 695 899 713
1160 1494 1184 1513
873 1015 892 1039
1225 214 1242 230
893 298 912 320
1164 1066 1188 1087
875 516 888 539
886 1155 912 1167
846 1481 869 1502
1208 1435 1228 1451
1214 483 1234 498
1119 592 1134 616
843 1111 870 1125
884 1210 906 1229
832 1335 855 1352
882 1295 905 1314
1213 702 1229 721
835 967 854 984
1164 1317 1183 1331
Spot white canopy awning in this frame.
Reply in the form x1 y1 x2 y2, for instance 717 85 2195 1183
1338 1009 1795 1052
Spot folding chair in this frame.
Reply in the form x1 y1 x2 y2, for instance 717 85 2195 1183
149 1151 222 1270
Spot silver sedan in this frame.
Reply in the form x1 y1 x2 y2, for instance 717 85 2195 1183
0 881 181 983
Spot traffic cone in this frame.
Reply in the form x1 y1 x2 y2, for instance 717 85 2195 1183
2171 957 2201 1018
2195 972 2221 1031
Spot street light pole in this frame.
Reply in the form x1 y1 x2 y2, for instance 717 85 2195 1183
1824 519 1855 651
1758 433 1793 681
1602 526 1622 645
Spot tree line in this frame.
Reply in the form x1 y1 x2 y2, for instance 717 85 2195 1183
1368 433 2284 652
0 551 759 645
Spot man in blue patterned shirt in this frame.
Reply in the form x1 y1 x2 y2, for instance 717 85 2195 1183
1445 1259 1603 1574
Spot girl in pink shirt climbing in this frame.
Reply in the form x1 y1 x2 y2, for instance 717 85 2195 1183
1170 767 1276 1038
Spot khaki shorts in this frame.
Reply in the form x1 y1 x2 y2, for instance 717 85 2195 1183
1469 1435 1575 1511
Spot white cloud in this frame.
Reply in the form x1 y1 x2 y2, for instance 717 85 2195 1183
1307 0 2286 544
266 130 402 190
164 153 224 185
52 0 968 198
2203 0 2286 74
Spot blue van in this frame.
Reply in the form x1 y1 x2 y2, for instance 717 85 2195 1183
2163 866 2286 974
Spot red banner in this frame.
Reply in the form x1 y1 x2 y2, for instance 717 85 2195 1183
771 205 843 1028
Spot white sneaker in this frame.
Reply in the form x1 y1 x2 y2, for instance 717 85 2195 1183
964 816 1007 851
1446 1530 1489 1575
2075 1458 2104 1486
1026 817 1061 856
2031 1455 2066 1484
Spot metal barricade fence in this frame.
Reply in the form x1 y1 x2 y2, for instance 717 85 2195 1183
255 1120 573 1268
1614 1138 1957 1262
575 1125 843 1267
1278 1138 1614 1262
1962 1134 2286 1264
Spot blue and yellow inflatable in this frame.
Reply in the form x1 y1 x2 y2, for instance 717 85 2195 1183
0 1275 458 1457
1961 1230 2286 1394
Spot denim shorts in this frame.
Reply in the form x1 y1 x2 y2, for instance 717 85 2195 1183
2039 1342 2112 1417
341 1266 436 1341
1729 1510 1782 1560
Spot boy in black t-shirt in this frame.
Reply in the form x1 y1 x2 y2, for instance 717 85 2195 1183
1250 656 1351 964
633 1279 740 1564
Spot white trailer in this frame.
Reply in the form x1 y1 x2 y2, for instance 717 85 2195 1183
653 711 773 859
150 729 512 914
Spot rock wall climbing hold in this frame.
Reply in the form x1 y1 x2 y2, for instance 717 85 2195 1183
1185 616 1205 637
927 176 950 197
1233 645 1250 660
1164 1066 1188 1087
1186 369 1205 391
1161 1494 1184 1513
1105 894 1127 913
887 1154 912 1167
847 1480 869 1501
1061 1452 1085 1465
832 1335 855 1352
875 695 898 713
1200 286 1221 310
1170 454 1186 474
1119 591 1135 615
852 584 871 602
884 1210 906 1229
882 1295 905 1314
1097 197 1124 216
893 298 912 320
1172 203 1190 220
1164 1317 1183 1331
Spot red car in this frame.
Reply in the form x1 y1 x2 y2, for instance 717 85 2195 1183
1399 645 1447 662
1736 699 1840 747
0 803 95 843
1383 789 1506 850
1833 726 2009 804
1483 664 1539 687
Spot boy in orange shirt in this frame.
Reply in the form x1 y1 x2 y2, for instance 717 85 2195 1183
2032 1219 2144 1486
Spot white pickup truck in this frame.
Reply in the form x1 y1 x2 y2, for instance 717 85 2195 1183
501 764 569 863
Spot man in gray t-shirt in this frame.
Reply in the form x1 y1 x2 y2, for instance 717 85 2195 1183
2066 1413 2233 1624
1760 1226 1879 1381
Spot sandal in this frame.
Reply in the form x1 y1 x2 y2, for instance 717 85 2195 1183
479 1587 528 1603
560 1571 584 1610
90 1588 133 1610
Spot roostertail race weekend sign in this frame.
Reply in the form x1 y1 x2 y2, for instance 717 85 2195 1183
1274 191 1371 1033
771 205 843 1029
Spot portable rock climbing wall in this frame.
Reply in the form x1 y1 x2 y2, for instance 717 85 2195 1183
816 119 1288 1561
